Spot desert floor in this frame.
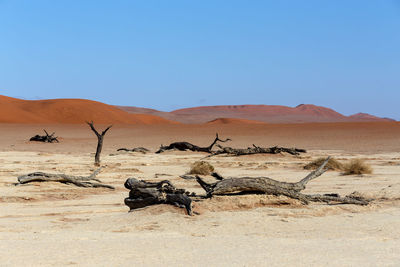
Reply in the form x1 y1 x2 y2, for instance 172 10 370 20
0 122 400 266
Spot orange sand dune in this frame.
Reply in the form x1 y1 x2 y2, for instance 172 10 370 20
119 104 394 124
0 95 176 124
206 117 266 124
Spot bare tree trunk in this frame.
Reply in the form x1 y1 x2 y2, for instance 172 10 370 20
87 121 112 166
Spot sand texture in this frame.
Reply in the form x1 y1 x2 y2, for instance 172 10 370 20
0 123 400 266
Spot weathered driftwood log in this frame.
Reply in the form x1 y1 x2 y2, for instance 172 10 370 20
17 168 114 189
29 130 59 143
87 121 112 166
156 133 231 154
117 147 150 154
206 144 306 158
195 157 370 205
124 178 194 215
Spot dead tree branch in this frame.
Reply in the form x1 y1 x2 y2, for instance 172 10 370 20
87 121 112 166
206 144 306 158
17 168 114 189
124 178 195 215
117 147 150 154
156 133 231 153
195 157 370 205
123 158 370 215
29 130 59 143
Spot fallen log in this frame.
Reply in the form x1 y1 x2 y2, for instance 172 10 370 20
124 178 195 215
195 157 370 205
29 130 59 143
156 133 231 153
206 144 306 158
17 168 114 189
117 147 150 154
123 158 370 216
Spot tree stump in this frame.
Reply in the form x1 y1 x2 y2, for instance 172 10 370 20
124 178 195 215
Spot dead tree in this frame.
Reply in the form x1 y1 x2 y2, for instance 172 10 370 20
29 130 59 143
124 178 195 215
206 144 306 158
123 158 370 216
87 121 112 166
117 147 150 154
17 168 114 189
156 133 231 153
195 157 369 205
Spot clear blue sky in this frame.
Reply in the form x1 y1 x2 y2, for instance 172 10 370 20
1 1 399 119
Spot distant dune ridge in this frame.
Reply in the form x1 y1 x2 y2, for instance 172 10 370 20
119 104 394 124
0 95 394 124
206 118 266 124
0 95 175 124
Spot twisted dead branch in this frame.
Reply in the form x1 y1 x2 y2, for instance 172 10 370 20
124 178 195 215
29 130 59 143
117 147 150 154
124 157 371 216
156 133 231 153
195 157 369 205
17 168 114 189
205 144 306 158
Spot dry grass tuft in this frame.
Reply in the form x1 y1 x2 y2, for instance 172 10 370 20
342 159 373 175
188 161 215 175
304 157 344 171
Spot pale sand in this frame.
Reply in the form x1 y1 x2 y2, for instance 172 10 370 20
0 123 399 266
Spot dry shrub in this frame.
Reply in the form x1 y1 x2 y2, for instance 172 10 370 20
343 159 373 175
188 161 214 175
304 157 344 171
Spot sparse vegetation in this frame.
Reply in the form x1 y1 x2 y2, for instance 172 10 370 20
342 159 373 175
188 161 215 175
304 157 344 171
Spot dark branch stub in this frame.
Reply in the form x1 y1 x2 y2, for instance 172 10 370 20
156 133 231 153
87 121 112 166
29 130 59 143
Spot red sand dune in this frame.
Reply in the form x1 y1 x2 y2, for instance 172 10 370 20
0 95 176 124
206 118 266 124
119 104 394 124
349 112 395 122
